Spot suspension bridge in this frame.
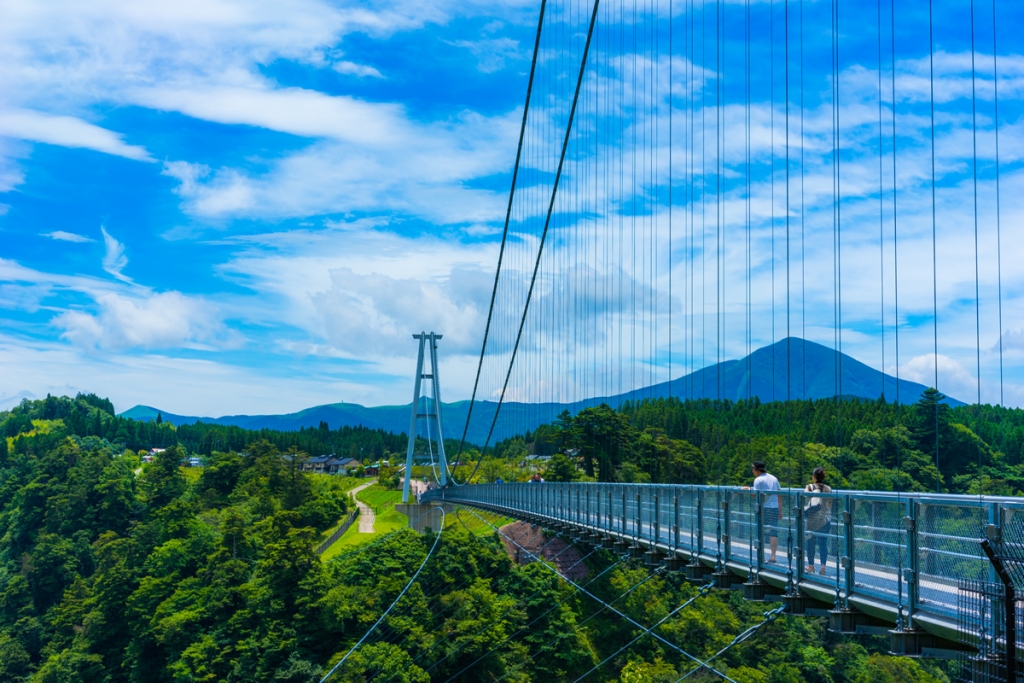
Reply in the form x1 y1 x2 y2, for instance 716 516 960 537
339 0 1024 678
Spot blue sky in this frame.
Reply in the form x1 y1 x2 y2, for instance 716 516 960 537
1 0 1023 416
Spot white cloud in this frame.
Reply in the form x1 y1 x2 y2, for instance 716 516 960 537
333 61 383 78
44 230 94 243
0 283 51 312
163 108 520 222
0 389 36 412
100 227 132 283
52 290 231 351
135 86 408 145
0 109 153 161
313 264 492 357
447 37 523 73
0 333 382 417
899 354 978 405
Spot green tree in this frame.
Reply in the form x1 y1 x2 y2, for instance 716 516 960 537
139 444 186 509
544 452 578 482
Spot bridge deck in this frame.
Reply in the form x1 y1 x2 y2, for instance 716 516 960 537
423 482 1024 644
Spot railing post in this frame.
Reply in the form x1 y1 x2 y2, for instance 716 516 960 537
722 493 731 563
654 493 660 546
755 491 764 576
630 493 638 540
794 490 804 587
585 487 591 530
843 495 855 609
904 498 918 628
696 488 705 558
988 502 1001 586
674 494 680 553
621 490 627 537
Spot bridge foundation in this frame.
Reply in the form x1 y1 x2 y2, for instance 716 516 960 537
396 503 453 533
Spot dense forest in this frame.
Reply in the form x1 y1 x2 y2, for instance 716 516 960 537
491 389 1024 495
0 391 1005 681
1 393 415 462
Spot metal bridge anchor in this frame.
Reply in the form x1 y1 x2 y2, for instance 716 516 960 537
743 579 782 602
685 560 714 584
643 549 666 569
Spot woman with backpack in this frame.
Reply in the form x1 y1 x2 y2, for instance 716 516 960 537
804 467 832 575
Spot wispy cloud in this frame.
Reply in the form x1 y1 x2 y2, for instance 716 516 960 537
446 37 523 73
333 61 384 78
44 230 94 243
100 227 131 283
0 109 153 162
53 290 233 351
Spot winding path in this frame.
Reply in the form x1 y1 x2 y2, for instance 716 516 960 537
349 480 376 533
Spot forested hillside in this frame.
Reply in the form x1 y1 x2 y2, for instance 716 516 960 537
495 389 1024 495
0 411 951 682
2 393 411 462
0 391 1010 681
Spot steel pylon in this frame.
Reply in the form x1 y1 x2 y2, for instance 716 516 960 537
402 332 448 503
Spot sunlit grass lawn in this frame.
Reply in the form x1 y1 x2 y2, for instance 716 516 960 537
181 467 203 485
446 509 513 536
356 485 403 511
319 485 409 560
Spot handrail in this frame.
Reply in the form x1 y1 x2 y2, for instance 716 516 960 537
423 482 1020 632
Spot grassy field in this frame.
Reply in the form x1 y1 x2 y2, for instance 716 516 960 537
356 484 403 511
319 484 409 560
446 509 512 536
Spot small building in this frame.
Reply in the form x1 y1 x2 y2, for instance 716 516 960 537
188 456 203 468
302 454 364 475
333 457 361 474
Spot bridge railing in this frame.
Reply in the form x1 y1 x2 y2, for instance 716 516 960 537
423 482 1024 623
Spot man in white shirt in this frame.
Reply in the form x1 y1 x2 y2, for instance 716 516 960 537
751 460 781 563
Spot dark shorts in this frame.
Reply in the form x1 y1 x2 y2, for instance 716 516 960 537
764 506 780 538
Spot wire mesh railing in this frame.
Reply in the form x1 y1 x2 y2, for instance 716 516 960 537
423 483 1024 625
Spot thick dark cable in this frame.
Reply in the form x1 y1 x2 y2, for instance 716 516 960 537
464 0 602 486
928 0 939 489
969 0 982 482
992 0 1003 409
451 0 548 480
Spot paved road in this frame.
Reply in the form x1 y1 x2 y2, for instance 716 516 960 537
349 480 377 533
401 477 429 498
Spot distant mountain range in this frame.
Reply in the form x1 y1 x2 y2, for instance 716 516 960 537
121 337 959 445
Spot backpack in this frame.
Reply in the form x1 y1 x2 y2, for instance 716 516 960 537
804 484 829 532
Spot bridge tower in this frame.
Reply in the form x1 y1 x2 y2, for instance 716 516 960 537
402 332 448 504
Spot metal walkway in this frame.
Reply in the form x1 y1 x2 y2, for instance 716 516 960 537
422 483 1024 646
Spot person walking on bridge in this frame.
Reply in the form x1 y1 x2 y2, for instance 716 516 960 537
803 467 832 575
750 461 780 563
